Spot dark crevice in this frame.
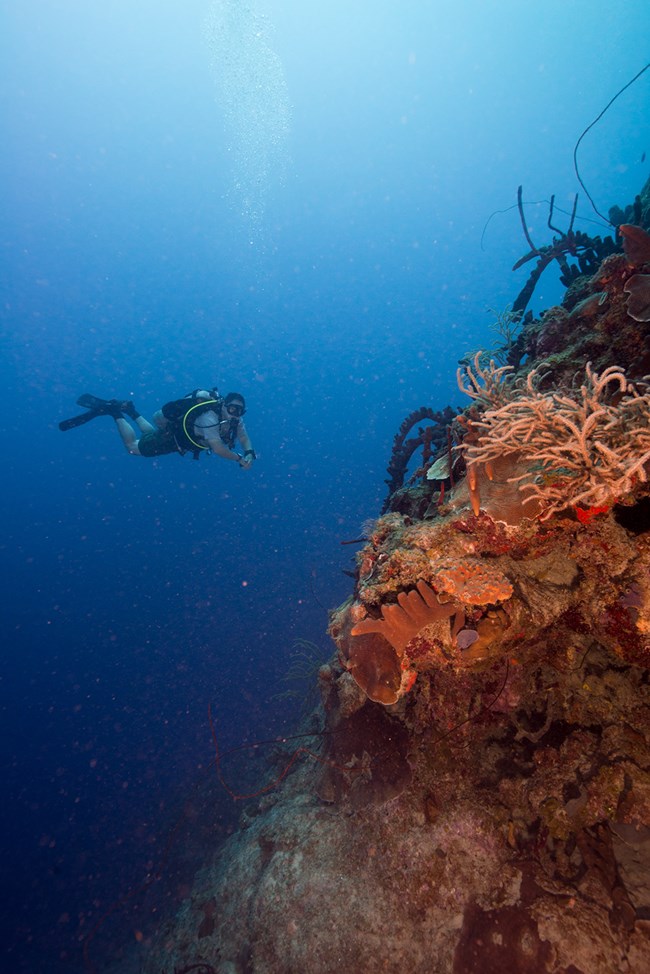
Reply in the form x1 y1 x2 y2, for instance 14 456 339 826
614 496 650 534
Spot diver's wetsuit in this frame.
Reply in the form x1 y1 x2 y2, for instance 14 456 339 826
138 401 251 460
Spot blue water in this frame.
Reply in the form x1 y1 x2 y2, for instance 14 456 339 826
2 1 648 970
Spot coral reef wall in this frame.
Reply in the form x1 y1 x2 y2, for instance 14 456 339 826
139 224 650 974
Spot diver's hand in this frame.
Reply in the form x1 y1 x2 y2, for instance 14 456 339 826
238 455 252 469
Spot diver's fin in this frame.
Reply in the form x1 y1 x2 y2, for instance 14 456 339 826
76 393 111 411
59 394 121 431
59 409 104 431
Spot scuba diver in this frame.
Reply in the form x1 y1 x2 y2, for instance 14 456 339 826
59 389 256 468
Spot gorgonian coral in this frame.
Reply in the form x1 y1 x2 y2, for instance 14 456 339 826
457 356 650 519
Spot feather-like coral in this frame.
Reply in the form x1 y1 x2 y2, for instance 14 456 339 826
457 360 650 519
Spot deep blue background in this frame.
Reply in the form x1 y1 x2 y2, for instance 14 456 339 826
2 1 648 970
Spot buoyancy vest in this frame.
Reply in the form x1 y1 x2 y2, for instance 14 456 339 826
161 395 238 459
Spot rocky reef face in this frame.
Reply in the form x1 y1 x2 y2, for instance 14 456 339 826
139 229 650 974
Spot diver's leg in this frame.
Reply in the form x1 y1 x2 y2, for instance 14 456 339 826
135 415 155 434
119 401 154 439
115 418 143 456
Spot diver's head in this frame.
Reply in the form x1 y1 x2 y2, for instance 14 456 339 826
224 392 246 418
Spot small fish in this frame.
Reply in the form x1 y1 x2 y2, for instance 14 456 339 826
642 151 646 164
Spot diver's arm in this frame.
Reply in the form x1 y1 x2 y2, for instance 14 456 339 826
196 411 242 462
234 419 255 468
236 419 254 455
205 435 242 462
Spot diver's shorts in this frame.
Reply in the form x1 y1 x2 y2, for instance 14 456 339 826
137 429 178 458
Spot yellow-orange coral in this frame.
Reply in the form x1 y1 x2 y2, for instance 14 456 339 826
347 581 464 704
429 557 513 605
350 580 458 654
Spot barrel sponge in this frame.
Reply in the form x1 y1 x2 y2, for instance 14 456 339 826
348 581 460 704
344 631 404 706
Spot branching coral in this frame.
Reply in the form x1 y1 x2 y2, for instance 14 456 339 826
457 358 650 519
381 405 457 515
509 186 618 314
456 353 515 409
